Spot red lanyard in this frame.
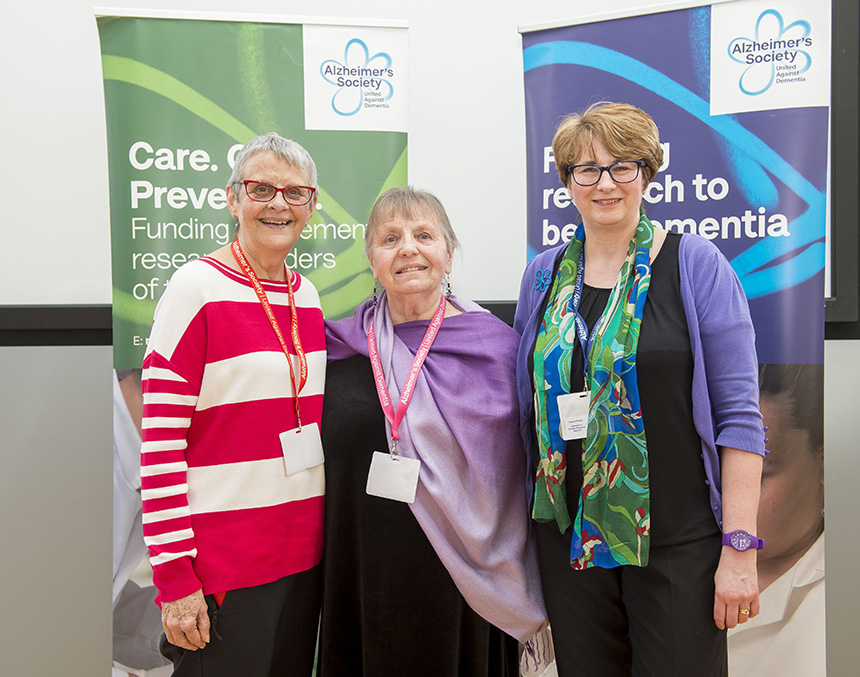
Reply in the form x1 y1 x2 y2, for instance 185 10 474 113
367 294 446 453
231 239 308 428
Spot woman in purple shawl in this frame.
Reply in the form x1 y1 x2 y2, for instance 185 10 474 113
318 187 547 676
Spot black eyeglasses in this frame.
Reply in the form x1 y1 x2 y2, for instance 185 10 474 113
567 160 646 187
240 180 315 205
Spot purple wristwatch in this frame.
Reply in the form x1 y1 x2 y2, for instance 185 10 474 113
722 529 765 551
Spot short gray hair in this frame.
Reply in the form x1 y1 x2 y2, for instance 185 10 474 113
364 186 460 259
228 132 318 189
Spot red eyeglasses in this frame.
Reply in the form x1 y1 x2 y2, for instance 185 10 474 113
240 180 315 205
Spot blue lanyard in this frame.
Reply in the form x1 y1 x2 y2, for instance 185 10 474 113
569 247 603 388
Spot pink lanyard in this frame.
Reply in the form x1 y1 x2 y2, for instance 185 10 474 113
231 239 308 428
367 294 446 454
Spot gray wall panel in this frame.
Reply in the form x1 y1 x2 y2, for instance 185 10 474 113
0 346 112 675
824 340 860 676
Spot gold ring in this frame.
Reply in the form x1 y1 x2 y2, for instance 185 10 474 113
739 609 750 615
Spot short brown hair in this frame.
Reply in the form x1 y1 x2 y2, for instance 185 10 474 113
552 102 663 189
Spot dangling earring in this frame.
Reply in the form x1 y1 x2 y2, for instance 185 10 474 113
372 279 379 305
445 274 452 298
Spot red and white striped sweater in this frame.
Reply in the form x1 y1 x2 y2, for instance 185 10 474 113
140 256 325 605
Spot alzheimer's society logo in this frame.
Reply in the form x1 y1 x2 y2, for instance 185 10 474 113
303 25 407 132
710 0 829 116
728 10 812 96
320 39 394 117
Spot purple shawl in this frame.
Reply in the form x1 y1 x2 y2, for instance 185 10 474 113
325 292 547 642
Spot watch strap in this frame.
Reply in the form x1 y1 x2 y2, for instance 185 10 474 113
722 529 765 551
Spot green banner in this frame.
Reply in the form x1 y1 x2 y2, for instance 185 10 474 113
97 16 408 368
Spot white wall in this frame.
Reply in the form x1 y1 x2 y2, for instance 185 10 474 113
0 0 693 305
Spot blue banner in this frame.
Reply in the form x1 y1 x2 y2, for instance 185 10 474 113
523 2 829 364
522 3 829 674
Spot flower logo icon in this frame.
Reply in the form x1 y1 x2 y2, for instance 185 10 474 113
534 268 552 292
727 9 812 96
320 38 394 116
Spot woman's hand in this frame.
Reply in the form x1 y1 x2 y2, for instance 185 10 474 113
161 589 210 650
715 446 763 629
713 547 759 629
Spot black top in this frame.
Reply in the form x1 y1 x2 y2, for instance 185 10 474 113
317 355 517 677
536 233 717 547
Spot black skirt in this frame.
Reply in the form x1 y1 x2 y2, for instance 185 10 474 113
317 355 518 677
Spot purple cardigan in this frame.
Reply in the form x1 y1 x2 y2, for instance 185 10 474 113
514 234 765 529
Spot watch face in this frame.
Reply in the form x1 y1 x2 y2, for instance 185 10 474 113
730 530 752 550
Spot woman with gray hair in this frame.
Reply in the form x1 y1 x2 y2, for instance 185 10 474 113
319 187 548 675
140 132 325 675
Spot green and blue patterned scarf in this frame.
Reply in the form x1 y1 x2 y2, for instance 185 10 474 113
532 211 653 569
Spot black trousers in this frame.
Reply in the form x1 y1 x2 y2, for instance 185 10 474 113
161 565 321 677
535 526 726 677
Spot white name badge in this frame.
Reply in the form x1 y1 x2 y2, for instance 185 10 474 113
280 423 324 475
366 451 421 504
558 391 589 441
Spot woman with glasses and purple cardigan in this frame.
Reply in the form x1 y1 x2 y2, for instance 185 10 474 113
140 133 325 676
515 103 766 676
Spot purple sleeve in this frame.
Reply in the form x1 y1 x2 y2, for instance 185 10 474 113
515 245 566 468
682 235 765 456
514 256 540 335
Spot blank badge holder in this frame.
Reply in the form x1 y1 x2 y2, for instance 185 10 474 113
280 423 324 475
366 451 421 503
